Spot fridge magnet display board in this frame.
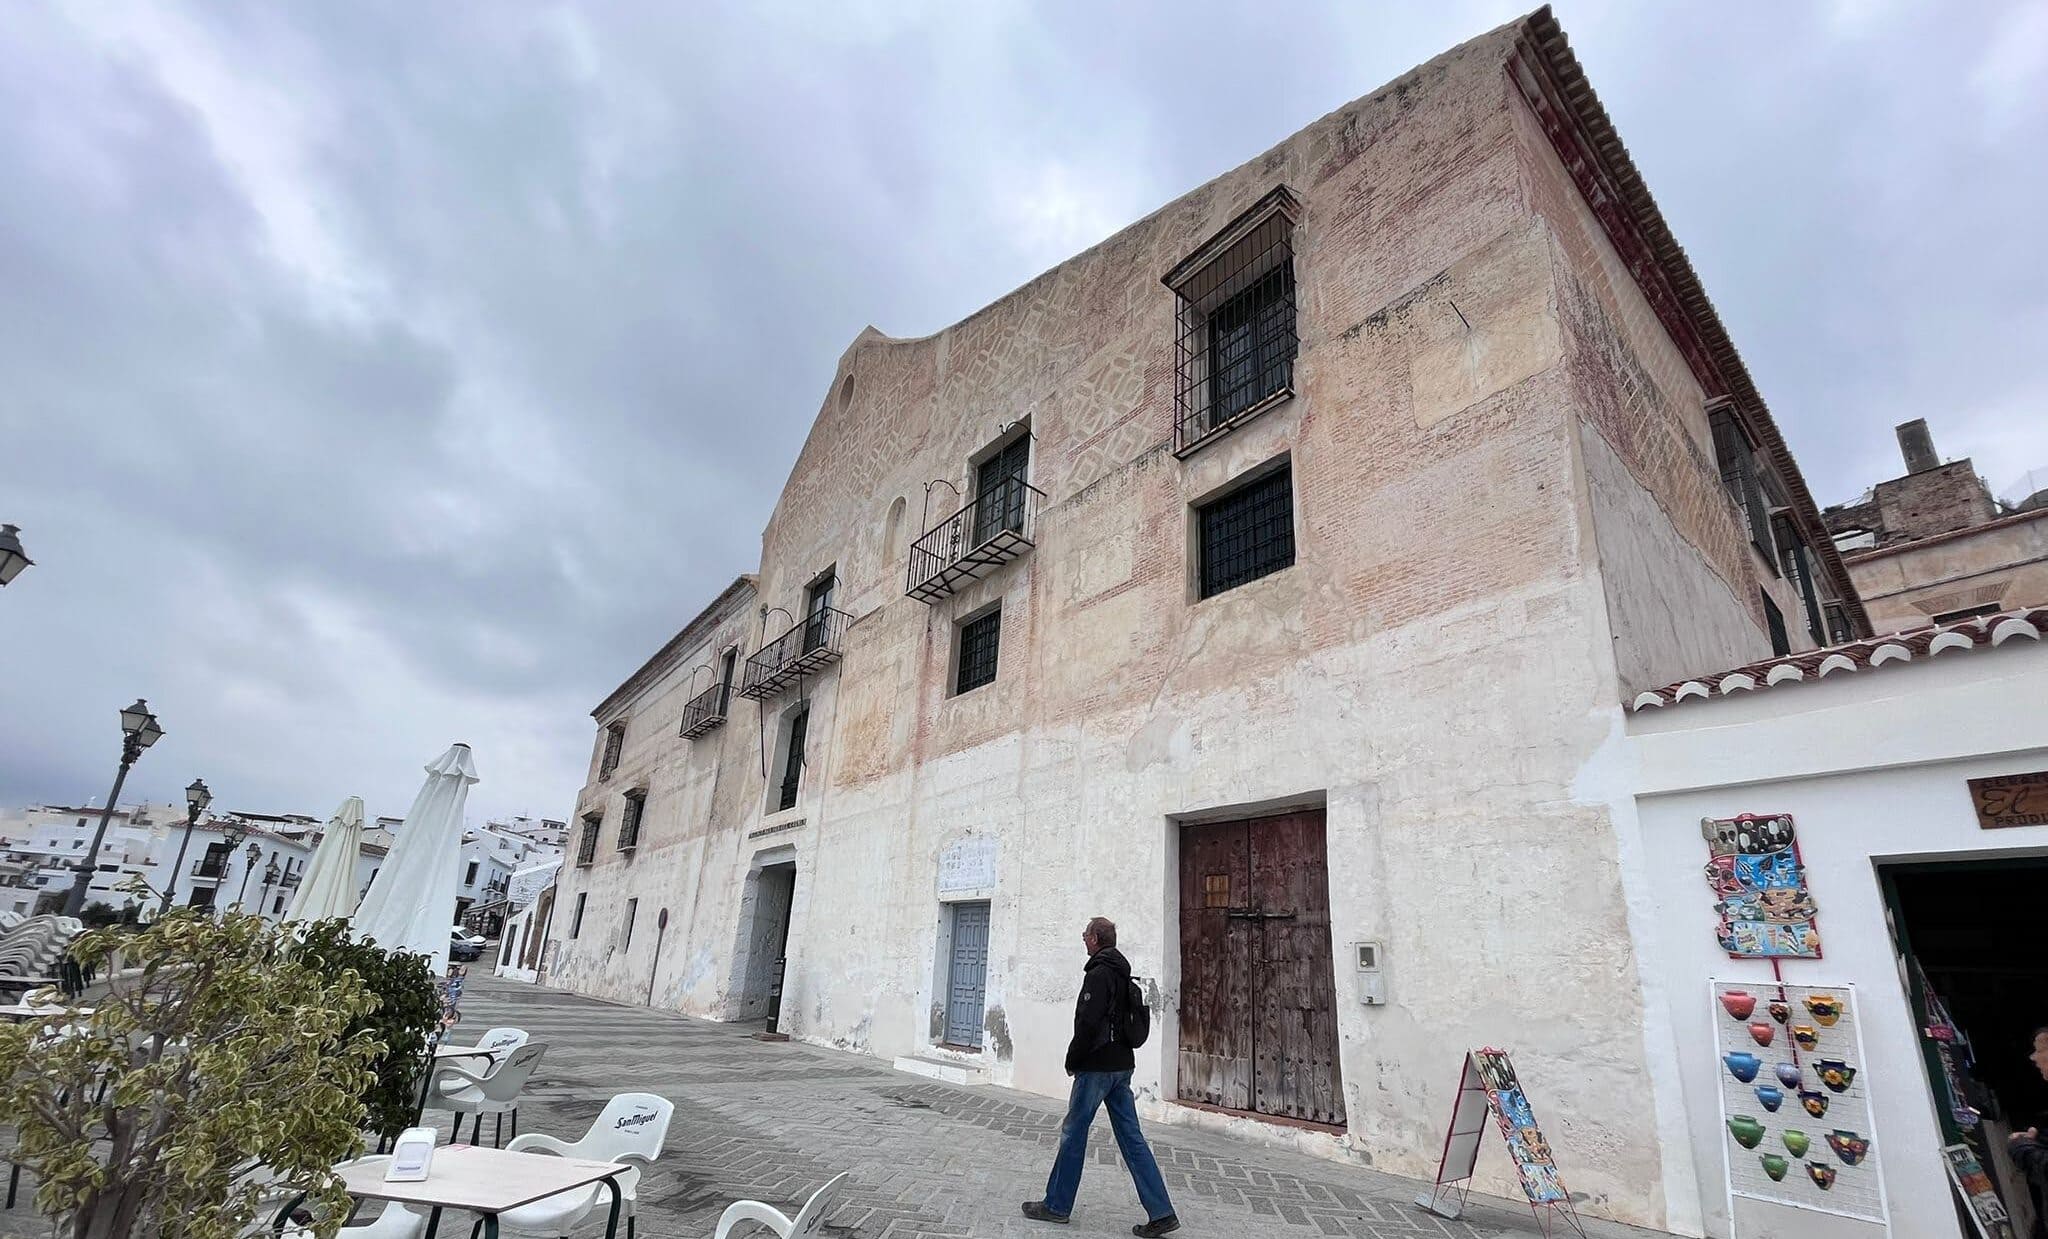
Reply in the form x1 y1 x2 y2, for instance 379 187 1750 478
1415 1048 1586 1237
1712 981 1888 1232
1702 814 1821 959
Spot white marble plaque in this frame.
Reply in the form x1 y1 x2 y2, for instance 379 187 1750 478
937 836 997 894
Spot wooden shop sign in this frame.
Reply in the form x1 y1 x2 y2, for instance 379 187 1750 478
1968 772 2048 830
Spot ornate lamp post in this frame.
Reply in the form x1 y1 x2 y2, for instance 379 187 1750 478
162 778 212 917
258 859 282 918
209 817 249 918
234 843 263 911
64 699 163 916
0 525 31 587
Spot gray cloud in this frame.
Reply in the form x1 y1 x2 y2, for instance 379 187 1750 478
4 2 2045 822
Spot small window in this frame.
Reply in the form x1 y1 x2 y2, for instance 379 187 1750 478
972 437 1031 547
1203 874 1231 908
618 791 646 852
576 814 601 867
1823 602 1855 645
571 892 587 938
955 608 1001 695
778 707 809 812
1709 403 1775 565
464 861 479 886
1198 465 1296 598
802 572 837 654
1762 591 1790 658
598 721 626 781
623 897 638 948
271 895 284 915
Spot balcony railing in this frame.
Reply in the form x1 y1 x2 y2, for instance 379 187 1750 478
194 856 228 879
739 606 851 700
906 476 1045 602
679 682 730 739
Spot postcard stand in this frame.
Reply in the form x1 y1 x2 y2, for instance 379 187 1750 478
1415 1048 1587 1238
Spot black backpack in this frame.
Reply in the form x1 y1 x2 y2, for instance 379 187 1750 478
1114 975 1151 1049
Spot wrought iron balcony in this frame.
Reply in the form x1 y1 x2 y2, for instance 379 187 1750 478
679 682 729 739
906 476 1045 602
194 856 227 879
739 606 851 700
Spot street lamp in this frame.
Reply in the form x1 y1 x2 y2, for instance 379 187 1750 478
163 778 212 917
234 843 262 911
64 699 164 916
0 525 31 586
210 817 248 918
258 859 281 917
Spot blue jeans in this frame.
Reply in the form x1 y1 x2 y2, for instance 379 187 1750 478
1042 1070 1175 1221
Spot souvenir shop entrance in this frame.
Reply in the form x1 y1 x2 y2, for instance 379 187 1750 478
1880 856 2048 1236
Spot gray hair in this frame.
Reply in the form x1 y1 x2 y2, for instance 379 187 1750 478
1085 916 1117 949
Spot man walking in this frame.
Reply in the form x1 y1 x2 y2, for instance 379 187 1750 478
1023 916 1180 1236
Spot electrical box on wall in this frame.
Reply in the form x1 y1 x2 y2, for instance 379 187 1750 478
1355 941 1385 1005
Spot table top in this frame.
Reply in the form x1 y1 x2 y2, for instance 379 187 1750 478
339 1146 623 1211
0 1002 92 1022
433 1044 502 1059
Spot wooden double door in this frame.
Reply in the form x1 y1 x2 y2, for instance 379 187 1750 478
1178 809 1345 1126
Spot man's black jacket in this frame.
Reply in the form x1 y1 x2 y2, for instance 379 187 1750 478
1065 946 1136 1075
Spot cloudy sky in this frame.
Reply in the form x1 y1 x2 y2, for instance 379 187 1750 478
3 1 2045 826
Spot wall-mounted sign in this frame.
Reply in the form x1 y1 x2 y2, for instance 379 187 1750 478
1701 814 1821 959
938 836 997 894
1968 772 2048 830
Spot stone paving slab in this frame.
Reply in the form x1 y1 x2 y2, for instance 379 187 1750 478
441 972 1673 1239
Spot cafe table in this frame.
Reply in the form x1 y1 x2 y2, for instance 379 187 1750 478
0 1001 91 1024
280 1146 627 1239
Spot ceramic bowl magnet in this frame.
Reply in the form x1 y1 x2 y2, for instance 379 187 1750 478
1724 1051 1763 1083
1775 1062 1804 1089
1792 1024 1820 1051
1826 1130 1871 1166
1807 1163 1838 1191
1782 1129 1811 1158
1720 990 1758 1020
1804 995 1844 1027
1800 1090 1830 1119
1727 1115 1766 1149
1759 1153 1790 1182
1749 1021 1776 1047
1754 1084 1785 1112
1768 999 1792 1025
1817 1060 1858 1093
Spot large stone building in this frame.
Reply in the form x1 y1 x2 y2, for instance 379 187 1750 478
1824 419 2048 633
547 11 1869 1230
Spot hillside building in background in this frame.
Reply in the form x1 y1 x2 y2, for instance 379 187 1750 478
546 10 1872 1232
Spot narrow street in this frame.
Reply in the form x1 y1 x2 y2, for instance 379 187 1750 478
456 968 1672 1239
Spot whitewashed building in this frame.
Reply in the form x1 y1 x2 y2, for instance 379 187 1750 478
543 13 1891 1232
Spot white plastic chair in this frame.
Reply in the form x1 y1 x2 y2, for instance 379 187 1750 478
434 1042 546 1147
713 1172 849 1239
485 1093 674 1239
433 1027 529 1081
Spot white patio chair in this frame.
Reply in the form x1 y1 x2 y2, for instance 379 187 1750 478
433 1042 546 1146
482 1093 674 1239
434 1026 529 1079
713 1172 849 1239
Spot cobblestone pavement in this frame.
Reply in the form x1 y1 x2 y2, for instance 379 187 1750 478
445 970 1673 1239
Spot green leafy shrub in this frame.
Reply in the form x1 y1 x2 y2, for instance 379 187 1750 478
288 919 442 1139
0 909 381 1239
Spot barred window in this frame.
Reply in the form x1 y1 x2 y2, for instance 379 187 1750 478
618 791 645 852
576 814 600 866
1709 403 1775 567
955 608 1001 695
598 721 625 781
1199 465 1296 598
570 892 587 938
1167 187 1301 453
1762 591 1790 658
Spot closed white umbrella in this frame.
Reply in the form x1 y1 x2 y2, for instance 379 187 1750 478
352 743 478 972
285 796 365 924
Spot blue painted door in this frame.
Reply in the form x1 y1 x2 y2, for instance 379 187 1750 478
944 901 990 1047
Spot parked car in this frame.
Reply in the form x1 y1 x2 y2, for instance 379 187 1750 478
450 928 483 962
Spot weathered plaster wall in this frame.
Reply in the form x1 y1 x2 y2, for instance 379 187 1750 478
1508 85 1811 695
1846 507 2048 633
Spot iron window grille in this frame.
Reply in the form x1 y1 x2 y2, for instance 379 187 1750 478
1166 187 1302 454
1762 591 1790 658
195 843 230 879
955 608 1001 695
1198 465 1296 598
1709 403 1776 566
740 606 851 699
618 792 645 852
576 815 600 867
598 722 625 781
1823 602 1854 645
777 709 809 812
1773 512 1826 645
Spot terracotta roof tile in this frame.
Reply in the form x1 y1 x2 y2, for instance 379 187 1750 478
1628 607 2046 712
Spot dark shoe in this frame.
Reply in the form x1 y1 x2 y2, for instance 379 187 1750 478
1021 1201 1071 1224
1133 1215 1181 1237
